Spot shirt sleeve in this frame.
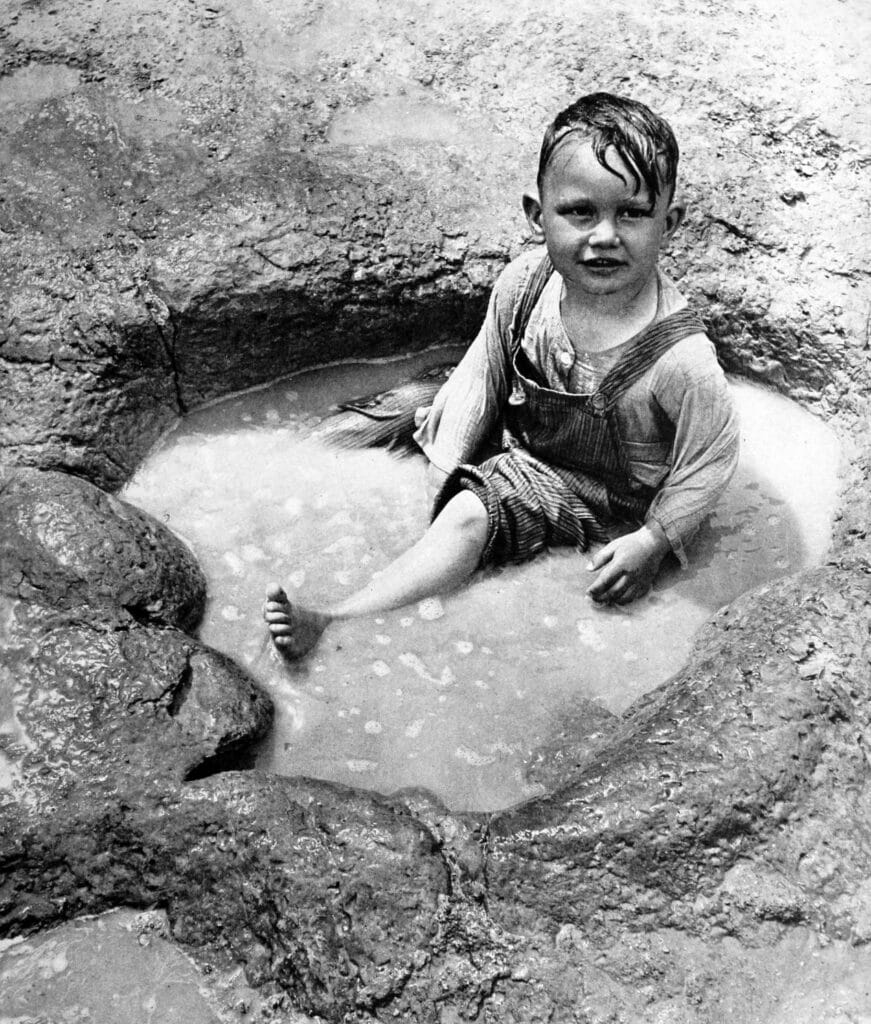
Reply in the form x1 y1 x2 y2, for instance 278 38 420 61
644 338 741 566
413 256 535 472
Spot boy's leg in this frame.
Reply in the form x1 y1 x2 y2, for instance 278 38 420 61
264 489 489 658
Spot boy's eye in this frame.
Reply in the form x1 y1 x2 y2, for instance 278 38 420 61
619 207 653 220
564 207 596 220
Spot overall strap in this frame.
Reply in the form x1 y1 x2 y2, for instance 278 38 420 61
597 308 707 410
508 253 554 354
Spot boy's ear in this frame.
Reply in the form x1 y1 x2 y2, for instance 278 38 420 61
661 200 686 245
522 190 546 243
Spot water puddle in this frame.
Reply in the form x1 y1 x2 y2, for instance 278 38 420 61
123 351 841 811
0 910 225 1024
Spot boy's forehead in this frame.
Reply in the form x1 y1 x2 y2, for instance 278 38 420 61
543 135 652 200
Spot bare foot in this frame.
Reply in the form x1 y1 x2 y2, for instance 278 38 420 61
263 583 331 659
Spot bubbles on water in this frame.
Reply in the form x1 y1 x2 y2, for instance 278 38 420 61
371 661 391 677
405 719 425 738
576 619 606 652
222 552 245 576
364 720 382 735
398 652 441 684
454 640 474 655
438 666 456 688
241 544 266 562
455 745 497 767
417 597 445 621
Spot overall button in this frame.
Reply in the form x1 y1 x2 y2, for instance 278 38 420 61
591 393 607 414
508 383 527 406
558 350 573 370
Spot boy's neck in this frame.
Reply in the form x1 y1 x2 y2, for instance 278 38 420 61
560 272 660 353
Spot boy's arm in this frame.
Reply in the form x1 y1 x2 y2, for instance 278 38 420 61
588 343 740 604
413 257 535 487
643 347 740 564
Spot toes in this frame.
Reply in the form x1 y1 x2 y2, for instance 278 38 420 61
266 582 288 602
268 623 293 636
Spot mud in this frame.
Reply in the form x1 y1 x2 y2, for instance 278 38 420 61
1 0 870 1021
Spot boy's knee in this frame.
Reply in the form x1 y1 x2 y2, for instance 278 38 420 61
441 488 489 541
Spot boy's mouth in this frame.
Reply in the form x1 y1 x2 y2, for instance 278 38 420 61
582 257 625 270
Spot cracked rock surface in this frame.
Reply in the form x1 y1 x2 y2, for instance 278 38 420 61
1 0 870 1021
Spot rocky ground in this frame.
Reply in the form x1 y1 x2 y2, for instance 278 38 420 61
1 0 870 1021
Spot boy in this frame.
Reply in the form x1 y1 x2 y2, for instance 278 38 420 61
264 93 739 658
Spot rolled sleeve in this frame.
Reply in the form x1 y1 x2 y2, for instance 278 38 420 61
413 254 540 471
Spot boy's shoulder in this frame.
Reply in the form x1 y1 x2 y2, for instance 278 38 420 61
652 272 725 386
493 247 550 301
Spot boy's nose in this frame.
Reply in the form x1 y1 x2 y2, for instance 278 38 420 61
588 216 619 247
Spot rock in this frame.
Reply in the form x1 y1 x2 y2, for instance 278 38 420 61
520 697 620 795
0 766 448 1020
177 774 448 1017
0 599 272 812
0 467 206 631
486 565 871 935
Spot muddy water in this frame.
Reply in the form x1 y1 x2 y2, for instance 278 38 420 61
0 909 254 1023
123 351 841 811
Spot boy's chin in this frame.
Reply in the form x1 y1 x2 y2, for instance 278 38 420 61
569 268 634 294
563 263 654 299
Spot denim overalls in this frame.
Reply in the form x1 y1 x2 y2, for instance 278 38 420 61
502 255 707 522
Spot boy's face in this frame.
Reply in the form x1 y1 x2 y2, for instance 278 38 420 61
523 136 684 304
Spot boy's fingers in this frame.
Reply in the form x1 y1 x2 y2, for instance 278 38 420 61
268 623 294 635
590 581 628 604
587 565 626 600
587 545 614 571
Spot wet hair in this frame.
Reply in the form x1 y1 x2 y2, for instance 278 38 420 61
536 93 679 202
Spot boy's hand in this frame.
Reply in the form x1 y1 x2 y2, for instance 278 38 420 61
586 522 671 606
